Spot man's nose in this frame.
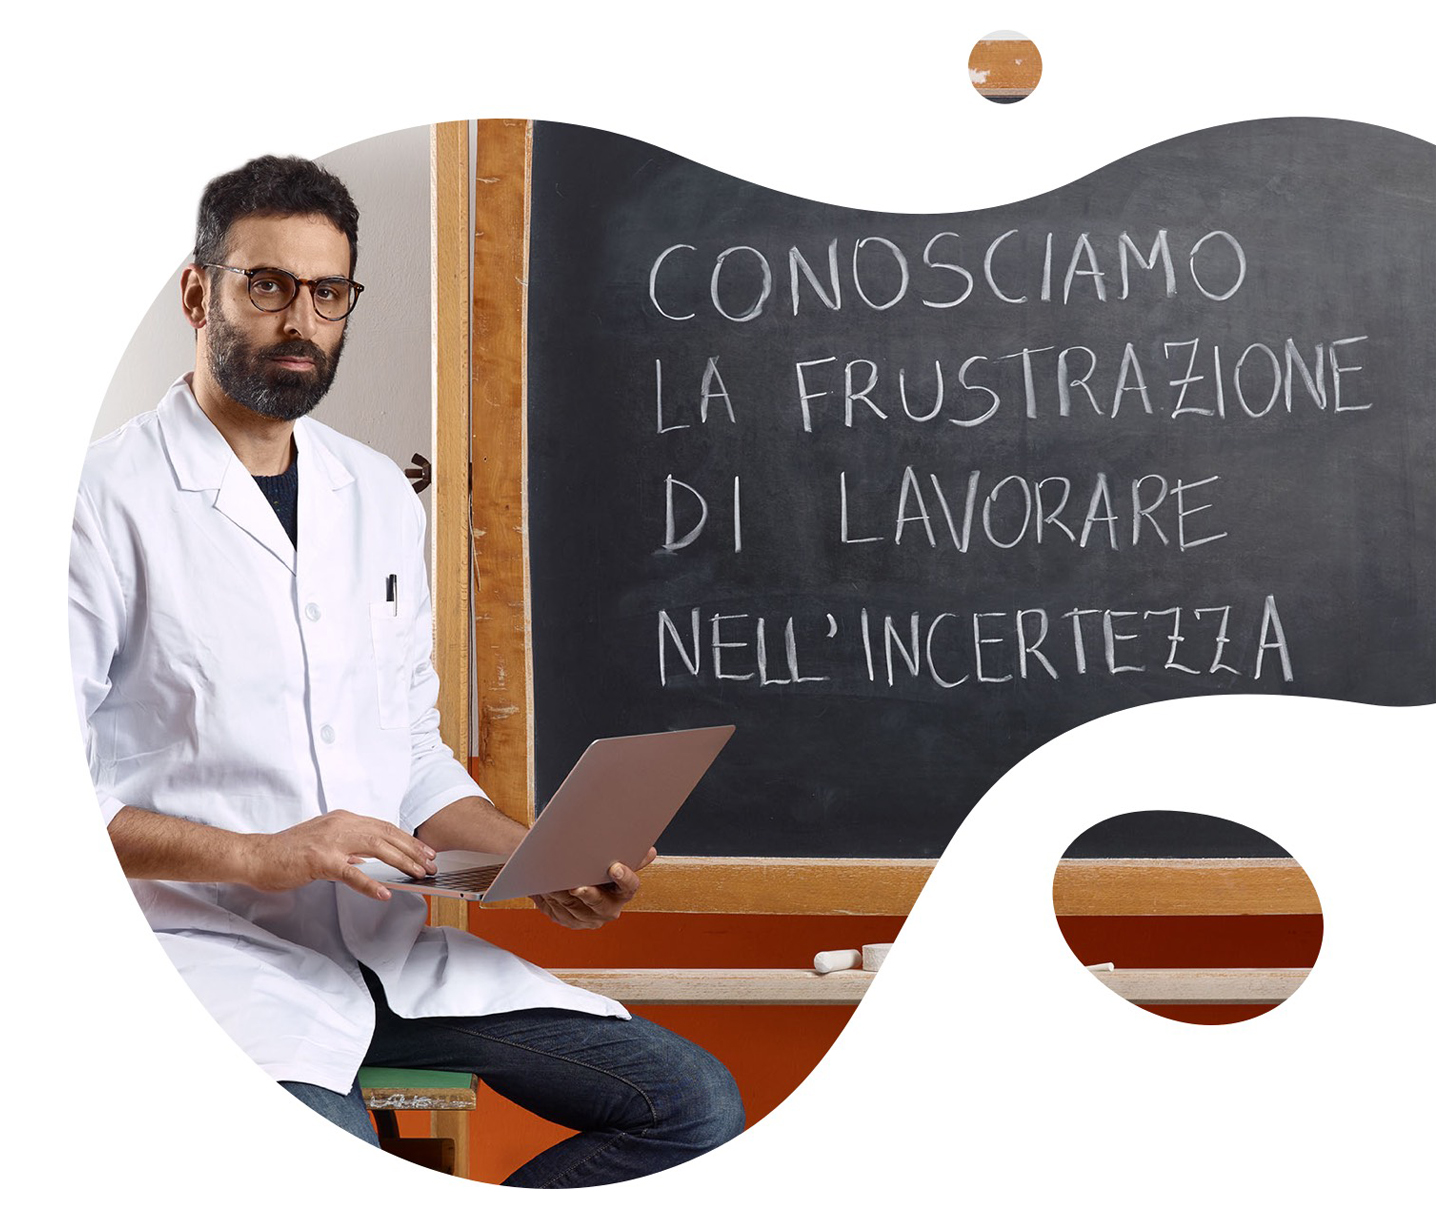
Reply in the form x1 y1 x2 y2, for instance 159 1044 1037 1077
280 288 323 338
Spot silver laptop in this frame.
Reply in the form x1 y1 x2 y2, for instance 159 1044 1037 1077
357 725 734 903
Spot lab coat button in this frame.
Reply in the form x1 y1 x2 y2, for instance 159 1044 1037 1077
304 603 322 621
320 724 336 744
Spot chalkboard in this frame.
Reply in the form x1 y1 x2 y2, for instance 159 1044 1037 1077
523 118 1436 861
1061 810 1290 859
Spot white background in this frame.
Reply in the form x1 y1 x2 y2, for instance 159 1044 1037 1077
6 3 1431 1212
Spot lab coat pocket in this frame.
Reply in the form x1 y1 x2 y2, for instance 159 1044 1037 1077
369 602 409 730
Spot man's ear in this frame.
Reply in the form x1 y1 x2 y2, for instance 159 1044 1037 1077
180 264 209 330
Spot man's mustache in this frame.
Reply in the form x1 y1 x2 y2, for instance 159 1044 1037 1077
262 340 330 368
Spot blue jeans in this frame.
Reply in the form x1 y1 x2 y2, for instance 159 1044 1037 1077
281 968 745 1187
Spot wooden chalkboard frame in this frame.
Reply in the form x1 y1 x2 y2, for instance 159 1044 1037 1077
1052 858 1320 916
433 119 926 915
435 120 1363 919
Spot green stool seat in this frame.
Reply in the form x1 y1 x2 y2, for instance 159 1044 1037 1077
358 1067 478 1108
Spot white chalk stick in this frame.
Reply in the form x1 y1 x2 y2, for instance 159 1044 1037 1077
813 949 862 974
862 943 893 971
1087 962 1115 972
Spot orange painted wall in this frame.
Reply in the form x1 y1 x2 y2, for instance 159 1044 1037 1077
406 909 906 1183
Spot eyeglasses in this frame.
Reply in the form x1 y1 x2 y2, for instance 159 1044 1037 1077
203 263 365 321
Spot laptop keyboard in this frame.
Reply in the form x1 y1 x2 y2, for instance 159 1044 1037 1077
397 863 505 894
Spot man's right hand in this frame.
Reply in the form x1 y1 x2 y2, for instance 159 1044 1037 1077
108 804 436 902
245 809 437 900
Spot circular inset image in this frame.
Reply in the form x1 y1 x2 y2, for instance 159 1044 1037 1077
969 30 1042 103
1053 811 1323 1024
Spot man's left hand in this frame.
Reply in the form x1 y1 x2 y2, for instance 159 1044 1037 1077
532 847 658 929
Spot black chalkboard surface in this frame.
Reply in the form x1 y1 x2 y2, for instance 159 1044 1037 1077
525 118 1436 860
1062 811 1291 859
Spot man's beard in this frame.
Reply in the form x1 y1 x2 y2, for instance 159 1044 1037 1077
206 297 346 422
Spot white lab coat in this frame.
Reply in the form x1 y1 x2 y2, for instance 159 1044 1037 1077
70 375 626 1091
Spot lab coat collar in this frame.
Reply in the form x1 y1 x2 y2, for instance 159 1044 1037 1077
157 375 358 575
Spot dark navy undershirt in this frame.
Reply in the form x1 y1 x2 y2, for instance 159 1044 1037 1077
254 459 299 548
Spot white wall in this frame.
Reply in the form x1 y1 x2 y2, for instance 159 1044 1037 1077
95 124 434 520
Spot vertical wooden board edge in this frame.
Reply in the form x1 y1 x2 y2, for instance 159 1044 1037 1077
430 121 470 770
429 120 471 935
470 119 534 830
520 121 536 830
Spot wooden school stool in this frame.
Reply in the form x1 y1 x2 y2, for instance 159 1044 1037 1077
358 1067 478 1176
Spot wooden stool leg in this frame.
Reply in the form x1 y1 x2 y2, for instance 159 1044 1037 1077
360 1068 477 1178
431 1110 470 1179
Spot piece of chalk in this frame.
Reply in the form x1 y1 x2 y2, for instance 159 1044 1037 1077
862 943 893 971
1087 962 1115 972
813 949 862 974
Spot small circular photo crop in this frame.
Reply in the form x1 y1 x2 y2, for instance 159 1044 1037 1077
969 30 1042 103
1053 811 1322 1025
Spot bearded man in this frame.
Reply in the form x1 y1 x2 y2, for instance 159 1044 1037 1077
68 155 742 1187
